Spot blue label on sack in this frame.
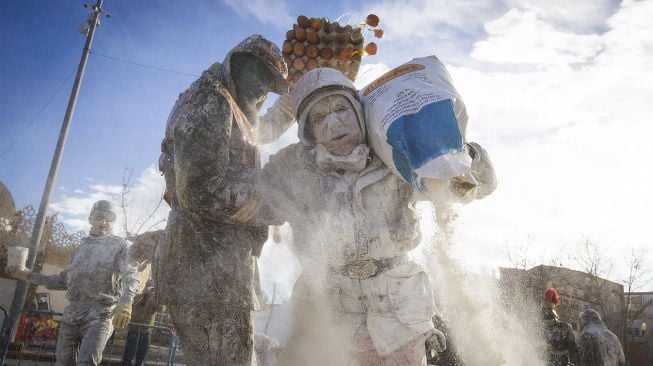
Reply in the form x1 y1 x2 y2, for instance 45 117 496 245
386 99 463 184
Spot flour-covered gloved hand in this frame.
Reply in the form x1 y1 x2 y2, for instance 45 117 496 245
112 302 132 329
6 265 31 281
449 173 478 203
426 329 447 358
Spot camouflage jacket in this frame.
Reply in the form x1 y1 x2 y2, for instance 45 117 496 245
542 308 580 366
28 234 139 306
160 62 267 250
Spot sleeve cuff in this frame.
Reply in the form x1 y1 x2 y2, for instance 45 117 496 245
119 294 135 305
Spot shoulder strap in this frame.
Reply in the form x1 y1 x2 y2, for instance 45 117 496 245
216 84 255 144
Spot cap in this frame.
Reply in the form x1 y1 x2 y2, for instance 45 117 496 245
544 288 559 305
224 34 288 94
89 200 117 222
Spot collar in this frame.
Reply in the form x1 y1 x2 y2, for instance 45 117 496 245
315 144 369 173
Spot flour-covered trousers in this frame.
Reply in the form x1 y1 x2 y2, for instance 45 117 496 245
55 304 114 366
352 327 432 366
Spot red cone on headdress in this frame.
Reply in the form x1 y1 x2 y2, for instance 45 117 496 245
544 288 559 305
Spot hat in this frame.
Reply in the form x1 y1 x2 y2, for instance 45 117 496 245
89 200 116 222
580 309 602 322
544 288 559 305
222 34 288 95
290 68 364 146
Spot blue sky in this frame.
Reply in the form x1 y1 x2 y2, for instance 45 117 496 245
2 0 653 295
0 0 296 209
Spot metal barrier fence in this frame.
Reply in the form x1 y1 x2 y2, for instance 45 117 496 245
3 309 183 365
0 305 8 361
0 306 7 340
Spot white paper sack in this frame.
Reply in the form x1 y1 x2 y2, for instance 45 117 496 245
361 56 471 188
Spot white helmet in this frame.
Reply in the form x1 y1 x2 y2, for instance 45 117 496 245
290 68 365 146
89 200 116 222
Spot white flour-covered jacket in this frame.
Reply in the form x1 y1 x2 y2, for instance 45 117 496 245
258 141 495 356
255 68 496 356
28 234 139 306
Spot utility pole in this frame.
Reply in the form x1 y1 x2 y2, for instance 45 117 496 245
0 0 107 361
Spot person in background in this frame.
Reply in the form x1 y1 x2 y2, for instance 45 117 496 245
121 232 164 366
9 200 139 366
578 309 624 366
541 288 580 366
120 282 164 366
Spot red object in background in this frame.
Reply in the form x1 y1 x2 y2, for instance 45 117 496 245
544 288 560 305
16 313 60 345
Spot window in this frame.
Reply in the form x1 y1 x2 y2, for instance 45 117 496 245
611 289 621 297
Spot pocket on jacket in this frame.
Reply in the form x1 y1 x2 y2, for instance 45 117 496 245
385 264 436 325
335 276 366 314
90 267 113 294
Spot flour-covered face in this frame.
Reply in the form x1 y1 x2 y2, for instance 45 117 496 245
89 211 115 236
308 94 363 156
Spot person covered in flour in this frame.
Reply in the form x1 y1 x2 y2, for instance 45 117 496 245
233 67 497 366
155 34 288 366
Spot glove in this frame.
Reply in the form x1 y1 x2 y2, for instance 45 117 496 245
449 174 478 203
426 329 447 358
6 265 31 281
112 302 132 329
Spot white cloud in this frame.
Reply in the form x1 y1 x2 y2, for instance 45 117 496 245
435 0 653 288
508 0 620 34
354 63 391 89
471 8 603 65
355 0 507 66
220 0 292 29
51 166 169 236
365 0 502 38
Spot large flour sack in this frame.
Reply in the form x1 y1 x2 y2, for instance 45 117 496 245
361 56 471 188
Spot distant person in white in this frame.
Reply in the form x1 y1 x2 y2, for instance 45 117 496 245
9 200 139 366
578 309 625 366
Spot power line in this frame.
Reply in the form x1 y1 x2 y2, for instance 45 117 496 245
0 51 198 158
90 50 200 77
0 68 76 158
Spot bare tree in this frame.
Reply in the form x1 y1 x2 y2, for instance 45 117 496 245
119 167 134 236
503 240 573 290
573 237 614 317
500 240 577 325
115 166 167 238
505 241 534 271
621 248 652 365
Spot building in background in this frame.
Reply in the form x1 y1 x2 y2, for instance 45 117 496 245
625 291 653 365
499 265 625 337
